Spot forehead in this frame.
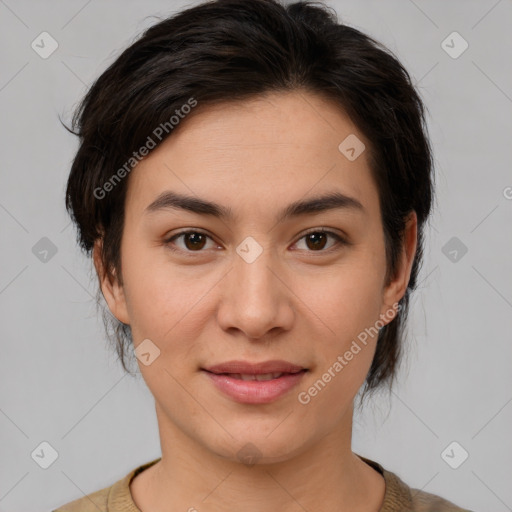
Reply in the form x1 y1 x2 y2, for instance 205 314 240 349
125 90 379 221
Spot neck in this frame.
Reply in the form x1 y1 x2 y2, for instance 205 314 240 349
130 402 385 512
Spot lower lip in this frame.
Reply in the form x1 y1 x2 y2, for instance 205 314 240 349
203 370 307 404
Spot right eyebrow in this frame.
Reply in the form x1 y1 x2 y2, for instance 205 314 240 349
144 190 366 223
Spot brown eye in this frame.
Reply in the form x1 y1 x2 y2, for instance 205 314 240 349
165 228 347 256
182 232 207 251
305 232 328 250
165 230 215 253
294 229 346 252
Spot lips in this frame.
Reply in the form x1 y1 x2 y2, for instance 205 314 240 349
201 360 308 404
203 359 306 375
223 372 287 381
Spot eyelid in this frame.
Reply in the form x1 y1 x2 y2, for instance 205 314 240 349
164 227 349 255
298 226 348 243
292 227 349 253
164 228 218 253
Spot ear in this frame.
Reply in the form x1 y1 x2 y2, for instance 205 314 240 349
379 211 418 322
93 239 130 325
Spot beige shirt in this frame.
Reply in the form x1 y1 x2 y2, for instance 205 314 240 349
53 455 474 511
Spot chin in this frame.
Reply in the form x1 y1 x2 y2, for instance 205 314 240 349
201 425 313 466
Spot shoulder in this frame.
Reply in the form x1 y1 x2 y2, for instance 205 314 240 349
357 454 475 512
52 484 111 512
408 485 476 512
51 457 161 512
384 468 475 512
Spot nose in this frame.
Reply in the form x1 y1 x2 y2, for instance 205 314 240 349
216 241 294 341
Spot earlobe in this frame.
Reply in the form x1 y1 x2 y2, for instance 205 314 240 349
92 240 131 325
380 211 418 320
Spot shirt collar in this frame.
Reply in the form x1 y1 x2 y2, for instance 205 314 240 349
108 454 413 511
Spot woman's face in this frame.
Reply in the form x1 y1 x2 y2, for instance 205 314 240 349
97 91 416 463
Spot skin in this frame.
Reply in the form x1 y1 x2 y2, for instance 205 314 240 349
94 90 417 512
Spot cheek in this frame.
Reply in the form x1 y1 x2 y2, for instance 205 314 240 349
314 261 384 333
306 263 384 386
125 266 199 336
301 274 382 412
121 243 222 347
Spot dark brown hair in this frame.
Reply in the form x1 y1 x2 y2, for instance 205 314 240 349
65 0 435 402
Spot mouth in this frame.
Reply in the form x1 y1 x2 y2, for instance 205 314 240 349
202 359 307 375
201 361 308 404
206 371 305 381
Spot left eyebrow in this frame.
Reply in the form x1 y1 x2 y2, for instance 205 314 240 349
144 190 366 222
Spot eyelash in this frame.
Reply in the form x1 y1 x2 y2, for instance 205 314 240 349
164 228 348 256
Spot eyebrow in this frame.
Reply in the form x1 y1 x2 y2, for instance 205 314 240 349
144 190 365 223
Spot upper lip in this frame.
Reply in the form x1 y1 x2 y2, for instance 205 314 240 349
202 360 306 375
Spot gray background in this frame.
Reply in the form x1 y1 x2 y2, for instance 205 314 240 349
1 0 511 511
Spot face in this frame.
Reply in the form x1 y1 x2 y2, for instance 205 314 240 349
96 91 416 464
